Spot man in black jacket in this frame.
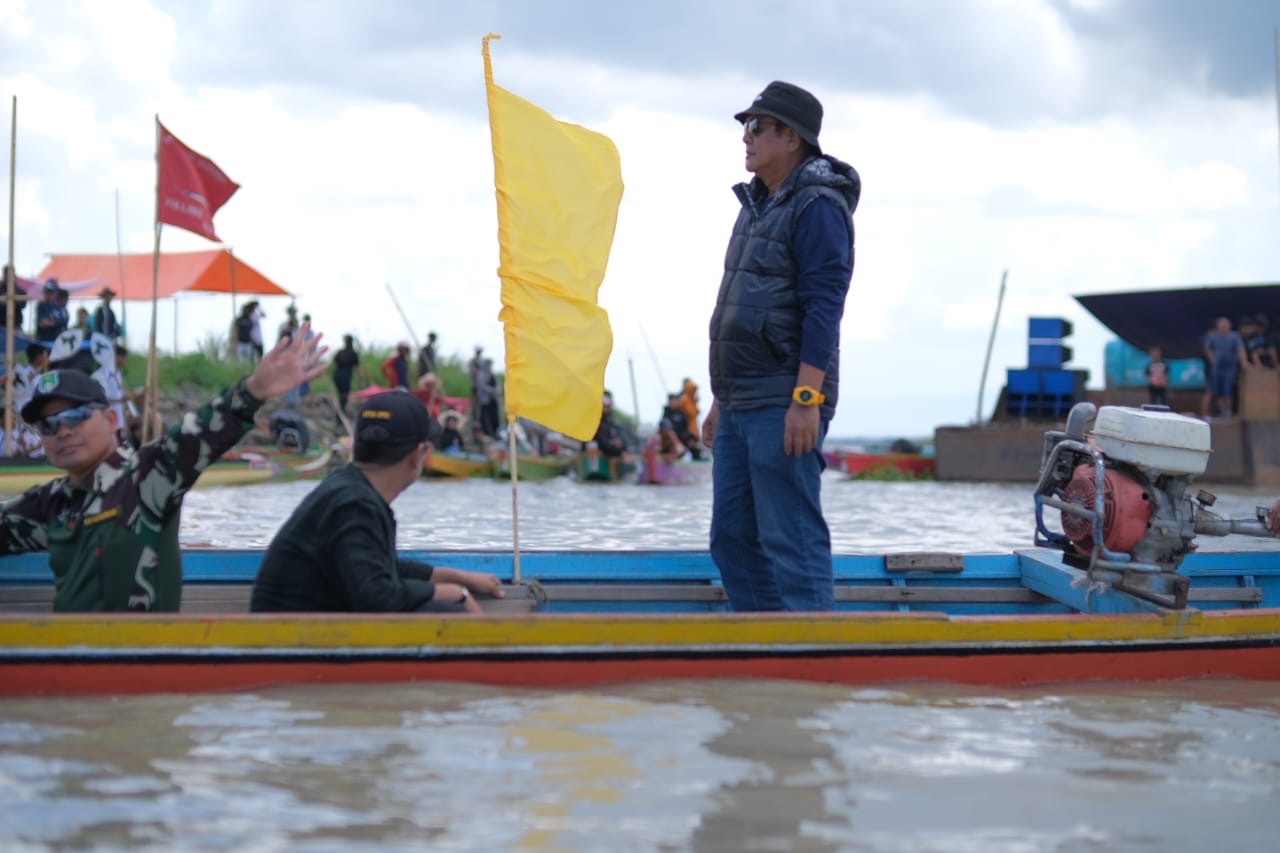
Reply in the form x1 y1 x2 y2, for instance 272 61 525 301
250 390 503 612
701 81 860 613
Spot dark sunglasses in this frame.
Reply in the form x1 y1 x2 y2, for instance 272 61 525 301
36 404 105 437
743 116 780 138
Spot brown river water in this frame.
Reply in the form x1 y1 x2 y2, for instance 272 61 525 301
3 474 1280 850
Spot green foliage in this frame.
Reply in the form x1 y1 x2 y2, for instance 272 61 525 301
117 345 495 400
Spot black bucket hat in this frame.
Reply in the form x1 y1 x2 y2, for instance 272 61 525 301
734 81 824 152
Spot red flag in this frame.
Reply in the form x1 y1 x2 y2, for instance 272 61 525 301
156 121 239 241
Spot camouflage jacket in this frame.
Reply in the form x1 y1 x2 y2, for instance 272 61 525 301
0 380 264 611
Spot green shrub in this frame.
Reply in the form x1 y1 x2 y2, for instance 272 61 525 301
119 346 499 400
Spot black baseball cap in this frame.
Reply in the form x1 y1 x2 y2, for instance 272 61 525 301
734 81 824 152
21 369 108 423
355 391 432 453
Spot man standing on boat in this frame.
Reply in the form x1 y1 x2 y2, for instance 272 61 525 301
0 324 327 612
250 390 501 614
701 81 860 612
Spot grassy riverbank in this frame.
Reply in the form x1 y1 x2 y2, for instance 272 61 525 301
122 339 476 399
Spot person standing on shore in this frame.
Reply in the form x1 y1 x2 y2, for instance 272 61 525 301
332 334 362 412
0 324 327 612
700 81 860 612
1146 346 1169 407
35 281 68 343
93 287 122 340
417 331 438 381
1203 316 1248 418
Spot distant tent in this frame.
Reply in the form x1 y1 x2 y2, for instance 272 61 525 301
36 249 291 301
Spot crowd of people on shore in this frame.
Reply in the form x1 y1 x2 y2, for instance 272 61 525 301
2 279 138 458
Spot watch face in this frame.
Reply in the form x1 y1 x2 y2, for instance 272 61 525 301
799 390 814 403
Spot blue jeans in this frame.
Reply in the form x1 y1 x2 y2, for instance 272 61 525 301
710 407 833 611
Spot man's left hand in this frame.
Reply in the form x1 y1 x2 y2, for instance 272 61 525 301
784 402 821 457
245 321 327 400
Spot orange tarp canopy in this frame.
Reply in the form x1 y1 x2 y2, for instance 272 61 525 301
37 250 290 301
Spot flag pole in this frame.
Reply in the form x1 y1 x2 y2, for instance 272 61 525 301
485 33 522 583
114 187 127 342
507 413 521 583
4 95 17 454
143 115 163 445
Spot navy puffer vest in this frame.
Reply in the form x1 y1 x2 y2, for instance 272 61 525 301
709 155 859 419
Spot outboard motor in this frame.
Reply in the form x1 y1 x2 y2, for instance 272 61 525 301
1034 402 1272 608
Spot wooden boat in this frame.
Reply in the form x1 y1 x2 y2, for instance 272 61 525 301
491 450 572 481
841 451 935 480
571 450 636 482
422 447 493 478
0 447 334 494
637 455 709 485
2 546 1277 695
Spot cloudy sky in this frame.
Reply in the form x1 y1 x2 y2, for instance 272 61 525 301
2 0 1278 438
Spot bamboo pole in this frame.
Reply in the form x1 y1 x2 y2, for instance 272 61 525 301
508 413 521 583
114 188 126 341
228 246 238 341
627 353 641 425
142 115 162 445
4 96 16 455
637 323 669 393
976 270 1008 426
384 281 421 352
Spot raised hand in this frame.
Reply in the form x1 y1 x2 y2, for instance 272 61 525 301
246 322 328 400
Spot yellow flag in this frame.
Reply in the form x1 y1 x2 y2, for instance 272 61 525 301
483 34 624 442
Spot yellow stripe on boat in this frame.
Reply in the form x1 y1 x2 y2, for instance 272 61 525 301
3 608 1278 652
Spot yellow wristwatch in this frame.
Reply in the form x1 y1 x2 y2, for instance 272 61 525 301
792 386 825 406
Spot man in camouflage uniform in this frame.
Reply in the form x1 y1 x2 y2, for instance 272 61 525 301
0 324 326 612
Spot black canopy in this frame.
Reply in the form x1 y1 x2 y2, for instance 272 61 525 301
1074 283 1280 359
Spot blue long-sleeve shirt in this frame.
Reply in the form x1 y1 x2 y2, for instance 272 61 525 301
793 196 854 371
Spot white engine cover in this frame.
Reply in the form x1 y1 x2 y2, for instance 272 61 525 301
1090 406 1211 476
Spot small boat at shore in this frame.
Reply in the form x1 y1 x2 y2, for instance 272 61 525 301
637 455 709 485
2 546 1276 695
840 451 936 480
0 447 335 494
422 447 493 478
571 450 635 482
492 450 572 481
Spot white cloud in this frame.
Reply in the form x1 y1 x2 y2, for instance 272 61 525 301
2 0 1276 439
